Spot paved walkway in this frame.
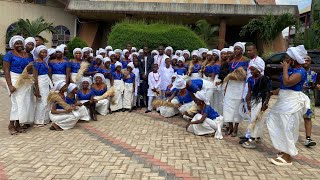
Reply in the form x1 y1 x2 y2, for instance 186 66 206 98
0 79 320 179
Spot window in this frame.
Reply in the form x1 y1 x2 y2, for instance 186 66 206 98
6 23 17 50
52 26 70 47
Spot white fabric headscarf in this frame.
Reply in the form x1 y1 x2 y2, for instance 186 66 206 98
98 48 107 55
177 56 185 63
171 55 179 60
195 90 210 105
114 49 122 54
212 49 221 60
127 62 134 69
48 48 56 56
151 50 159 55
132 52 139 57
207 51 213 55
67 83 78 94
34 45 48 60
115 61 122 68
132 47 137 52
59 44 67 50
9 35 24 49
175 50 182 56
286 45 308 64
81 77 92 89
108 51 115 57
191 50 199 57
183 50 190 57
199 48 209 58
95 55 103 61
56 45 65 54
53 80 66 92
227 46 234 53
122 49 129 55
103 57 111 64
105 46 113 51
251 59 265 73
138 49 143 54
93 73 106 84
173 77 186 90
24 37 36 48
82 47 91 54
234 42 245 54
165 46 173 53
73 48 82 57
221 48 228 53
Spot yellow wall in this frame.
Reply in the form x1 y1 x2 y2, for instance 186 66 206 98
0 0 76 54
91 0 255 4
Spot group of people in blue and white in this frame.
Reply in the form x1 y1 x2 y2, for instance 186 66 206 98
3 35 317 166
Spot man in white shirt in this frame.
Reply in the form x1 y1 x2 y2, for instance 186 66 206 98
154 46 169 72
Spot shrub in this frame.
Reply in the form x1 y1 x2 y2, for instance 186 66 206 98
66 37 88 59
107 20 207 50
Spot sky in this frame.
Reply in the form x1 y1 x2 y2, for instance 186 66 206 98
276 0 312 11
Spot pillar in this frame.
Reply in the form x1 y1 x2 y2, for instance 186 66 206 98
218 18 226 50
78 22 99 47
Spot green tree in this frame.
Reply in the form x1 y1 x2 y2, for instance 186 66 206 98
6 17 55 43
195 20 219 46
66 37 88 59
239 13 299 51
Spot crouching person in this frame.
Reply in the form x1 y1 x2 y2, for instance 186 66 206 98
186 90 223 139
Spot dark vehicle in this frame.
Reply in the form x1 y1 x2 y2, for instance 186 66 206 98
265 50 320 104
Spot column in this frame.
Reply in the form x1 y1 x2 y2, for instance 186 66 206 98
218 18 226 50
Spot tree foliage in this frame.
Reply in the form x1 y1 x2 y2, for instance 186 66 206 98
195 20 219 45
66 37 88 59
107 20 207 50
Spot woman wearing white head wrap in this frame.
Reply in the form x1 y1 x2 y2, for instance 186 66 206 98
77 77 96 121
131 47 137 52
233 42 245 54
110 61 125 112
70 48 83 83
49 44 71 85
48 48 56 56
227 46 234 61
114 49 122 61
220 48 229 62
105 46 113 51
4 36 35 133
55 45 65 54
182 50 190 60
188 50 202 80
186 90 223 139
138 49 144 55
24 37 36 53
98 48 107 57
91 73 110 115
151 50 159 56
165 46 173 57
58 44 68 60
175 50 182 56
33 45 52 126
267 45 309 166
49 80 88 130
199 48 209 60
122 62 136 110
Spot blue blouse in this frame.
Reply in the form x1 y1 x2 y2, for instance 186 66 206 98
92 87 107 96
3 51 33 74
71 61 81 73
229 61 249 72
191 63 202 73
188 79 203 93
120 60 129 69
98 68 111 79
63 57 69 61
110 64 116 72
56 96 73 109
166 86 177 98
33 61 49 75
77 89 94 101
199 105 219 120
176 90 193 104
246 76 258 89
66 96 76 105
112 72 124 80
174 67 187 75
49 61 70 74
124 73 135 83
280 67 307 91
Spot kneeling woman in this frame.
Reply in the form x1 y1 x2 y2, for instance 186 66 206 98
267 45 309 166
77 77 97 121
92 73 110 115
49 80 88 130
186 90 223 139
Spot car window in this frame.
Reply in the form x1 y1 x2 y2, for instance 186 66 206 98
269 54 284 64
309 52 320 64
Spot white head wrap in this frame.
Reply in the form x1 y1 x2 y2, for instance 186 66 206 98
108 51 115 57
227 46 234 53
95 55 103 61
234 42 245 54
73 48 82 57
56 45 65 54
131 47 137 52
9 35 24 49
34 45 48 59
172 73 177 78
53 80 66 92
175 50 182 56
127 62 134 69
82 47 91 54
59 44 67 50
286 45 308 64
93 73 106 83
24 37 36 48
81 77 92 89
207 51 213 55
199 48 209 57
67 83 78 94
98 48 107 55
177 56 185 63
183 50 190 57
48 48 56 56
191 50 199 57
221 48 228 53
212 49 221 59
195 90 210 105
138 49 143 54
173 77 186 90
151 50 159 55
114 49 122 54
132 52 139 57
123 49 129 55
102 57 111 64
165 46 173 53
105 46 113 51
251 60 265 73
172 55 179 60
115 61 122 68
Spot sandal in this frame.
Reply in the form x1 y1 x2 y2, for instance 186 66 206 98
270 157 292 166
9 127 18 135
276 152 284 158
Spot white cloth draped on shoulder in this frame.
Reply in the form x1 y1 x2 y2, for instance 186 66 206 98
78 100 91 121
187 114 224 139
110 80 124 111
49 106 88 130
52 74 66 85
93 96 109 115
8 72 34 124
267 90 310 156
34 74 53 125
123 82 134 109
71 73 77 83
223 80 245 123
159 98 180 118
